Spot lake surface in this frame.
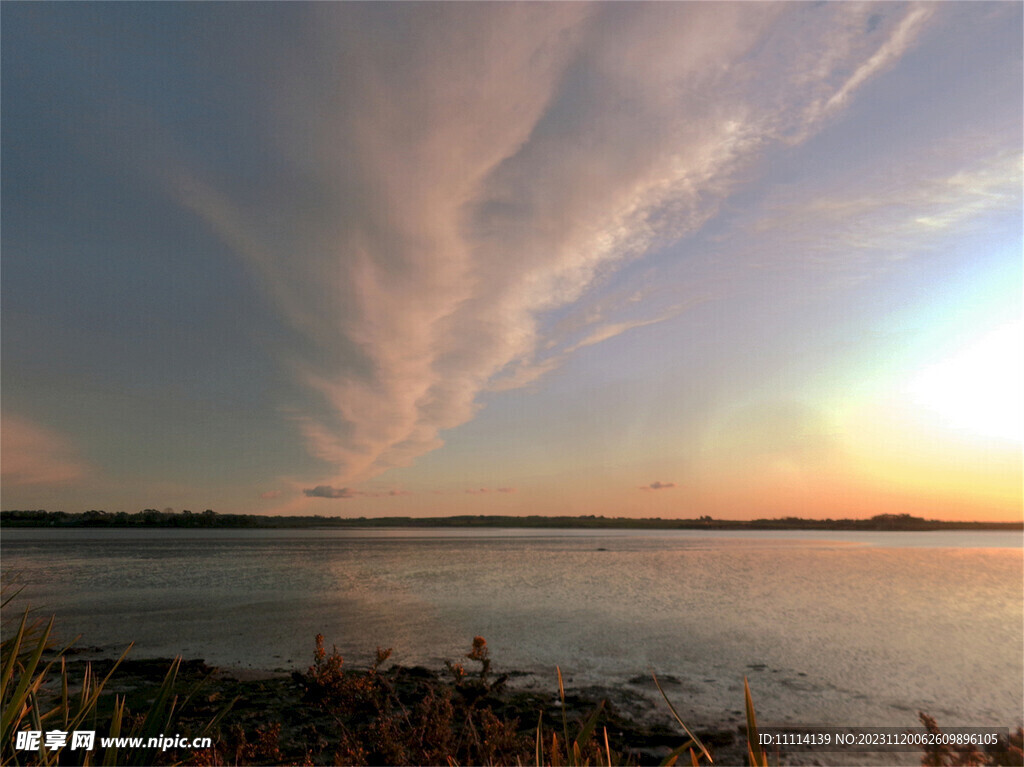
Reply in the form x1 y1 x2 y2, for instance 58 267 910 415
2 528 1021 732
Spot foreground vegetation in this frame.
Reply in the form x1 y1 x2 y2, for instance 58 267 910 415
1 619 727 766
2 604 1022 767
3 510 1020 531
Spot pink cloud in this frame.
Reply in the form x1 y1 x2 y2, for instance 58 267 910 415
497 487 517 493
0 414 91 486
259 490 282 499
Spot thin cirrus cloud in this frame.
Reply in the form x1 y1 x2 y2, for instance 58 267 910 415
170 4 939 497
488 300 708 393
746 146 1022 281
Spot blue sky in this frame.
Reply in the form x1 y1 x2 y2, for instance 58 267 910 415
2 2 1021 519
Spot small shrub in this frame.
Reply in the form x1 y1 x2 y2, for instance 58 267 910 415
467 636 491 682
227 722 285 765
298 635 529 765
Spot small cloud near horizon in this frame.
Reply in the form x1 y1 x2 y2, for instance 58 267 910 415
497 487 516 493
259 490 281 499
300 485 412 499
640 481 676 491
303 485 359 499
465 488 489 494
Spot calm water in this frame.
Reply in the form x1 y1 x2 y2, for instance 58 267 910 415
2 528 1021 731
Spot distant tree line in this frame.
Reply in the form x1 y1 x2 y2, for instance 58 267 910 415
0 509 262 528
0 509 1019 531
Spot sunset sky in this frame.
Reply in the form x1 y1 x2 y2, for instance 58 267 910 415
2 2 1021 520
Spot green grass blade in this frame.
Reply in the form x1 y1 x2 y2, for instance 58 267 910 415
556 666 570 763
60 657 69 729
575 699 605 751
119 656 182 766
651 672 712 763
658 739 696 767
102 695 126 767
64 643 133 736
197 694 237 739
0 610 30 700
28 691 54 767
535 711 544 767
0 584 26 609
1 615 54 739
744 677 765 767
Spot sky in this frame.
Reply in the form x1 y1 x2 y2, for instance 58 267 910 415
2 2 1021 521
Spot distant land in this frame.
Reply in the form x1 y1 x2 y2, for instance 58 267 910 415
1 509 1020 531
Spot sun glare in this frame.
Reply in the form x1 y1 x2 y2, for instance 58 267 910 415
906 320 1023 443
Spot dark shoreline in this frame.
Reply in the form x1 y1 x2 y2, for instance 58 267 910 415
53 650 751 766
4 509 1022 531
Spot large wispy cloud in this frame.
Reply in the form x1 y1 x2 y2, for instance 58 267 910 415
173 3 939 492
